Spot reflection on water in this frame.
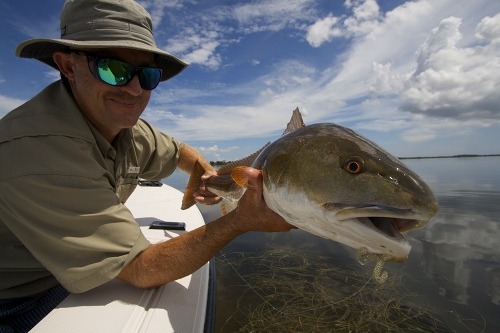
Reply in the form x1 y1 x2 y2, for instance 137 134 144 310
406 158 500 312
163 156 500 332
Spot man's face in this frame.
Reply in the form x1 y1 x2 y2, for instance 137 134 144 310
68 48 155 142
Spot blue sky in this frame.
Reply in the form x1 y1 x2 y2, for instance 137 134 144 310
1 0 499 162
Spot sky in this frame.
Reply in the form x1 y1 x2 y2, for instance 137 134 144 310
1 0 499 162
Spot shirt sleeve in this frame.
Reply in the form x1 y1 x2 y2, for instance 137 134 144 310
0 135 151 294
133 119 184 180
1 174 150 293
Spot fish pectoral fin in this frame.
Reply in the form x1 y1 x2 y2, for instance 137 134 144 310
231 166 249 188
181 160 206 210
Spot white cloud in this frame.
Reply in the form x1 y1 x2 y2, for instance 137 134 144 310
400 16 500 120
158 0 318 69
162 27 228 70
197 145 239 153
355 118 412 133
45 69 61 82
413 17 463 77
259 88 274 97
259 60 317 93
306 0 381 47
137 0 184 28
10 15 59 39
345 0 379 20
0 95 26 118
306 14 341 47
296 0 500 135
399 117 493 144
400 126 437 143
343 0 381 35
196 145 240 161
232 0 316 33
475 13 500 44
182 41 221 69
369 62 403 95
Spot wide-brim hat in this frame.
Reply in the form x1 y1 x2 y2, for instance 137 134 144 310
15 0 188 82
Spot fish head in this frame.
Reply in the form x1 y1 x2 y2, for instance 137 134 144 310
259 123 439 258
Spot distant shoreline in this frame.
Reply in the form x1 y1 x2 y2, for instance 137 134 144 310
398 154 500 160
210 154 500 166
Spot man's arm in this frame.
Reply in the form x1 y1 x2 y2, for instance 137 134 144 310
175 143 214 174
117 168 294 288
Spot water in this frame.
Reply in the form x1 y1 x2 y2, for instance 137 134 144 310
163 156 500 332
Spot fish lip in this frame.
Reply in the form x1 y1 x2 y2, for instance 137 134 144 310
326 203 430 242
327 203 423 223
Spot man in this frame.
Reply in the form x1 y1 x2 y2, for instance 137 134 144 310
0 0 293 331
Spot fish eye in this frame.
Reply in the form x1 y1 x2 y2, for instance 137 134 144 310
343 157 365 174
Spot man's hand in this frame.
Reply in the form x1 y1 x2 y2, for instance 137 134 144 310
193 170 222 206
232 167 296 233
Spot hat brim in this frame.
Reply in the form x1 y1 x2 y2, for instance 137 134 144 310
16 39 189 82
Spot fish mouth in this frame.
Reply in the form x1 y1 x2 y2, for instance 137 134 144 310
349 206 427 231
326 204 429 256
332 204 429 231
357 216 418 243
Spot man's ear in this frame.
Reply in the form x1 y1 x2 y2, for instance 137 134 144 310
52 51 76 81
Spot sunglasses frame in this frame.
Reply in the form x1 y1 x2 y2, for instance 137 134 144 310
73 51 162 90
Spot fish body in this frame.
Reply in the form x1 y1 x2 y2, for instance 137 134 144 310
182 109 438 258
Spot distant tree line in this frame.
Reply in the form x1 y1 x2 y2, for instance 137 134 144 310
399 154 500 160
209 160 232 166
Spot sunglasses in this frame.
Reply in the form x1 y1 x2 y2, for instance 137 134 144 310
73 51 162 90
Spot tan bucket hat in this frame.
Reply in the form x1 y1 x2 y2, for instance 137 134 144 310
15 0 188 82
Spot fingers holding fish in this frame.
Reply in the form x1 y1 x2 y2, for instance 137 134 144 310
201 169 217 180
192 169 221 205
193 187 222 205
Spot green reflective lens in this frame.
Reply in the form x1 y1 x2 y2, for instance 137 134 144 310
97 59 133 86
77 51 162 90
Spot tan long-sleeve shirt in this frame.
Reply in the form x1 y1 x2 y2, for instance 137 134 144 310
0 81 182 298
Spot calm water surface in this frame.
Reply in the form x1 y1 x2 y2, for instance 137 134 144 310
164 156 500 332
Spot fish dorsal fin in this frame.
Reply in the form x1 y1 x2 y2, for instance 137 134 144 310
217 142 271 175
282 107 305 136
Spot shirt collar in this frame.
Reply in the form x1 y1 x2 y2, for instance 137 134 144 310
83 119 133 160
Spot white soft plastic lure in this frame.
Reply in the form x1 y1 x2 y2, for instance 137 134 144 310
356 247 408 283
